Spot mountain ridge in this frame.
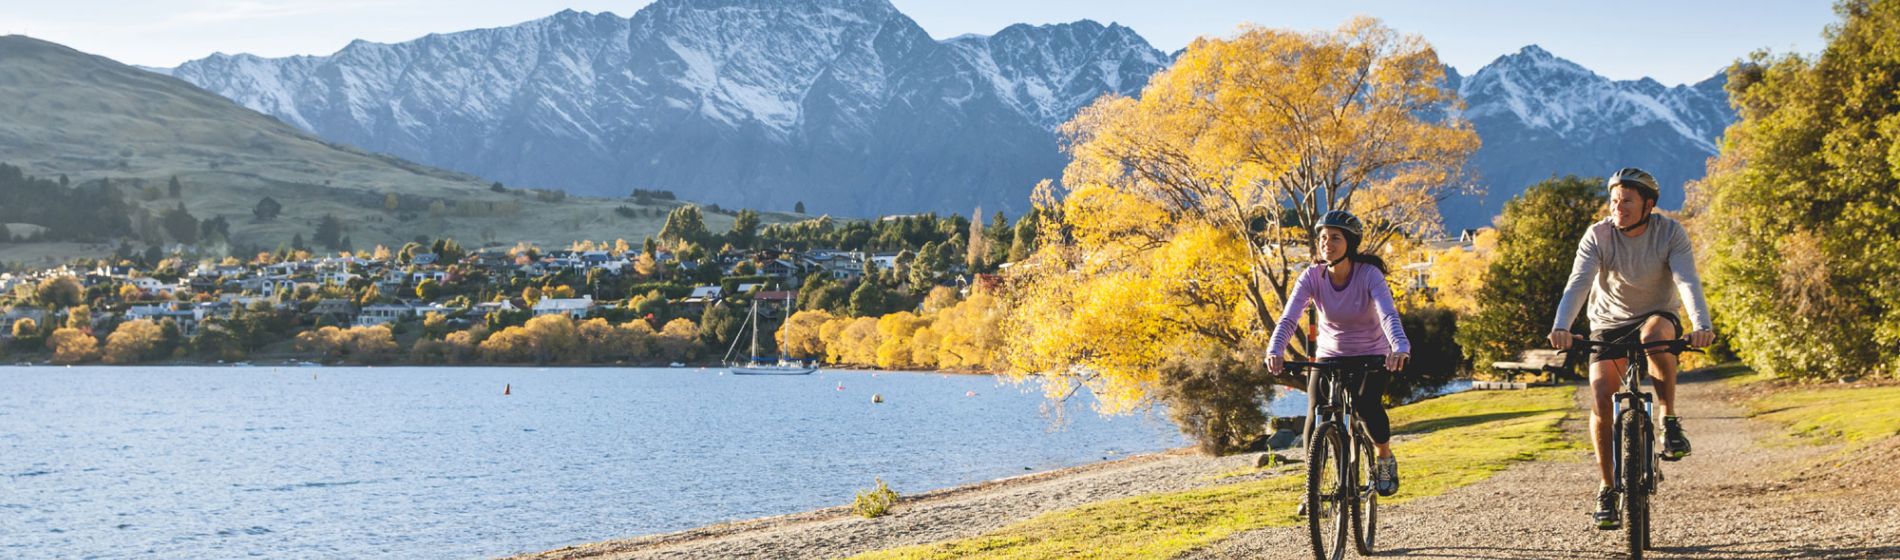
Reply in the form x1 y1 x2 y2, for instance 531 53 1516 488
166 5 1736 229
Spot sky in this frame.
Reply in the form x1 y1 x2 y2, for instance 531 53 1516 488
0 0 1838 85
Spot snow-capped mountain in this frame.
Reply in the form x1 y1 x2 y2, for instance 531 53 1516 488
172 0 1166 217
171 1 1733 227
1443 45 1733 229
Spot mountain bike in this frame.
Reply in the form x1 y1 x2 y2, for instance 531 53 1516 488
1288 360 1383 560
1562 337 1697 560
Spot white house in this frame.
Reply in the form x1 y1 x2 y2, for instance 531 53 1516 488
128 277 168 294
355 303 415 327
532 295 594 319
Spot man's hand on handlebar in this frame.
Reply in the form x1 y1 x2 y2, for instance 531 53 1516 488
1687 329 1715 349
1548 329 1575 350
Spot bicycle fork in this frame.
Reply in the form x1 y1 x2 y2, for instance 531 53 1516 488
1610 391 1658 494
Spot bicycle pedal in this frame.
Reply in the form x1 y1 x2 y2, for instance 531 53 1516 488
1595 520 1621 531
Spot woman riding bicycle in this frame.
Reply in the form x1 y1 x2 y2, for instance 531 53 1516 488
1266 210 1411 497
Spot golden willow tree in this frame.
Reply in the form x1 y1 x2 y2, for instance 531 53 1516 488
1002 18 1477 451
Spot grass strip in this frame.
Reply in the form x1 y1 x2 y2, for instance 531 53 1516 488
851 387 1578 560
1748 383 1900 449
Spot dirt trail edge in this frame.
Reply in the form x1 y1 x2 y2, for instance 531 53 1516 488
510 449 1275 560
1180 369 1900 560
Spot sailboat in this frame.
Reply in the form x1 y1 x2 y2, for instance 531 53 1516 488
725 295 816 375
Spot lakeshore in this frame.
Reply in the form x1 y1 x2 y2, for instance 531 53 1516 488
0 366 1185 559
520 366 1900 559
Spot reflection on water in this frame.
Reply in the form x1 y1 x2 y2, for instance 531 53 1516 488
0 366 1186 559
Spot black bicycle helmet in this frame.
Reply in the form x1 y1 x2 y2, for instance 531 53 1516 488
1314 210 1364 238
1607 167 1660 201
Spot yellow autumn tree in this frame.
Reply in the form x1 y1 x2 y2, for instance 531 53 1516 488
777 310 835 360
48 327 99 364
655 318 700 362
833 317 881 366
933 291 1007 370
103 319 163 364
1419 228 1496 316
874 312 931 369
1004 18 1476 450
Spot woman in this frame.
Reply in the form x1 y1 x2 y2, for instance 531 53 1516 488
1266 209 1411 497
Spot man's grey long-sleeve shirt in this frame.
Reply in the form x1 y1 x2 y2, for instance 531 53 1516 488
1551 213 1713 333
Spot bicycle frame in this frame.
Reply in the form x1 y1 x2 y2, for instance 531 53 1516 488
1569 339 1685 491
1296 362 1370 467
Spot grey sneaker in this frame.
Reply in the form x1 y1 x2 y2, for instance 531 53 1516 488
1374 456 1399 496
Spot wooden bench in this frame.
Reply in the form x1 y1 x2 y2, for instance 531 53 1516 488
1484 349 1569 389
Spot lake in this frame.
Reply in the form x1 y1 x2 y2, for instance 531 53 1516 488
0 366 1190 559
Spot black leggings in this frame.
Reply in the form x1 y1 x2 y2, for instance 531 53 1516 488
1305 355 1393 444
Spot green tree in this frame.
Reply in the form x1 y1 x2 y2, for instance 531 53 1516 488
797 273 852 316
848 278 896 317
35 276 84 308
1455 176 1604 375
699 301 744 352
794 201 806 214
728 209 761 249
160 202 198 245
168 175 182 198
314 214 344 250
659 206 711 247
1006 210 1039 263
416 278 441 301
1694 0 1900 379
253 196 281 221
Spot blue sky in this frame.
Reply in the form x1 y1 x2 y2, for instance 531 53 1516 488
0 0 1837 84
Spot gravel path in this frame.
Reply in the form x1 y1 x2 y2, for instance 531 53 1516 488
511 448 1284 560
1180 370 1900 559
517 369 1899 560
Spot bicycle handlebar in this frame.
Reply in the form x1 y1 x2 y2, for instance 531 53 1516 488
1562 337 1703 355
1282 360 1386 373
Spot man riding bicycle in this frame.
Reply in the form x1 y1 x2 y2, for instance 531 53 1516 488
1547 168 1716 530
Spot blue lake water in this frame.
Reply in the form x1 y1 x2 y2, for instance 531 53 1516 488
0 366 1194 559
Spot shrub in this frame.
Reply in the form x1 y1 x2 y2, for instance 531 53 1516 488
851 478 899 518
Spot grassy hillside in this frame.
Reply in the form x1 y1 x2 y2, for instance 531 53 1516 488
0 35 797 261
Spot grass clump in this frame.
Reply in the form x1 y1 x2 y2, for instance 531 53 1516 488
1749 383 1900 450
853 477 900 518
850 387 1576 560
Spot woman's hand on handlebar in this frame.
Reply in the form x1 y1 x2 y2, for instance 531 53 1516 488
1385 352 1409 372
1266 355 1284 375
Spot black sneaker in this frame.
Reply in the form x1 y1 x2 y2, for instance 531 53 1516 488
1594 488 1620 530
1374 456 1399 497
1661 416 1692 461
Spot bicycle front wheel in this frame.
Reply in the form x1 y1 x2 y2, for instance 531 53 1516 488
1352 431 1378 555
1306 423 1349 560
1620 408 1650 559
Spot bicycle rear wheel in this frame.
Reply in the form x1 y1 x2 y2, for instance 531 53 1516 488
1620 408 1650 559
1352 431 1378 555
1306 423 1348 560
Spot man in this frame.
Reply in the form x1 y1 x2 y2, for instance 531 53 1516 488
1548 168 1716 530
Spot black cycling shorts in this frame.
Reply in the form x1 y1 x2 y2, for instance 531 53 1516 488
1589 311 1681 363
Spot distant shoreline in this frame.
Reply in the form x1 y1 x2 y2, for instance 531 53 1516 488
0 359 1000 376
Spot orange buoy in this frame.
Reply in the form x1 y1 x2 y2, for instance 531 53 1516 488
504 384 511 396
